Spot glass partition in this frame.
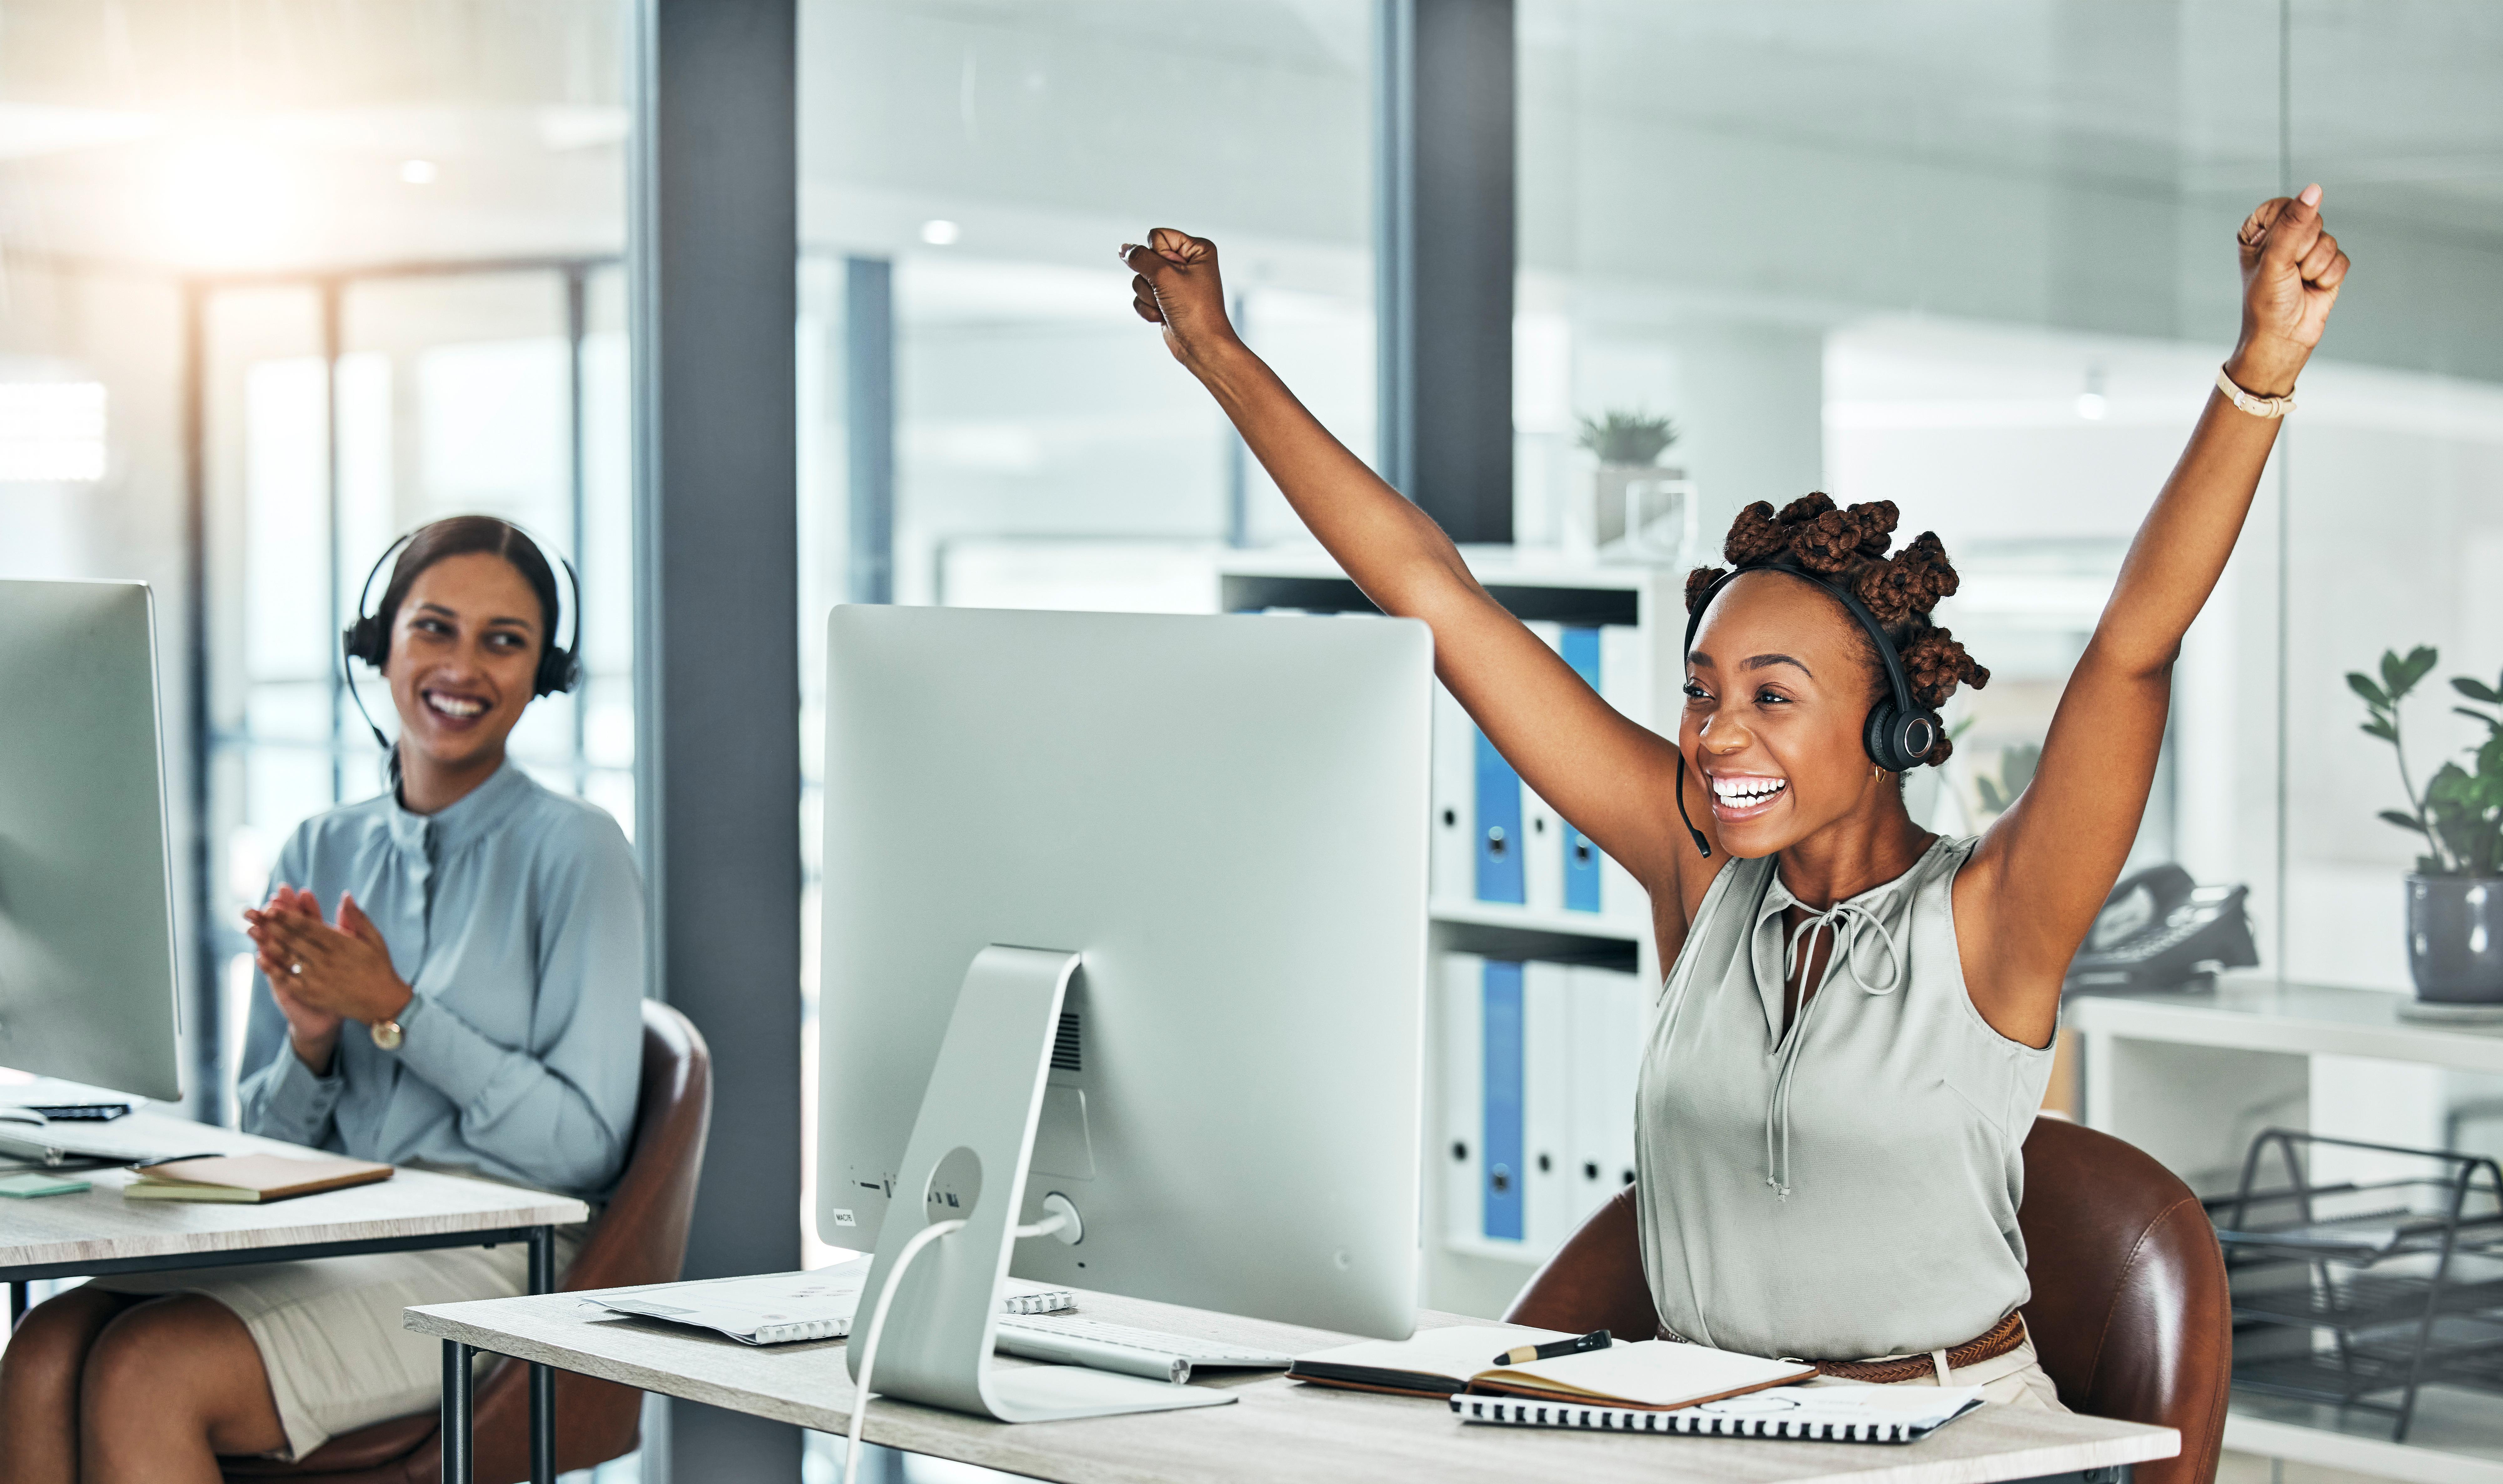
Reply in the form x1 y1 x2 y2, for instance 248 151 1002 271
794 0 1380 1269
0 3 632 1126
1517 0 2300 902
2279 6 2503 1182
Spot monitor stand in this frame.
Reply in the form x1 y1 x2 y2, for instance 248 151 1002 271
847 945 1233 1423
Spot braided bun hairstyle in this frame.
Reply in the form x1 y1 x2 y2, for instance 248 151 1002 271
1685 493 1989 766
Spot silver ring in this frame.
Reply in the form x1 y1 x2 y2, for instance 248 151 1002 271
289 962 304 976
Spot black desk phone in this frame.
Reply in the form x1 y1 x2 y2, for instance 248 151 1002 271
2065 863 2259 992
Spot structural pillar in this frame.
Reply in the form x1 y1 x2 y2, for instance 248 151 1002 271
1376 0 1516 544
630 0 804 1477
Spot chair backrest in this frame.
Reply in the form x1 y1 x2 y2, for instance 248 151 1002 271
1501 1185 1655 1340
2015 1116 2230 1484
404 1000 713 1484
1505 1118 2230 1484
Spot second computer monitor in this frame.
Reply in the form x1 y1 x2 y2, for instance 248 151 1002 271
817 604 1429 1341
0 579 184 1102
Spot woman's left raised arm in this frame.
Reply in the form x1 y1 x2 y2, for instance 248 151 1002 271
1960 187 2349 1045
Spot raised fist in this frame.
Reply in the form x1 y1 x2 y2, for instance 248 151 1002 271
2232 185 2350 393
1121 228 1239 367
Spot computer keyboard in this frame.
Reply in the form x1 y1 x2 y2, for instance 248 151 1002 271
992 1313 1294 1386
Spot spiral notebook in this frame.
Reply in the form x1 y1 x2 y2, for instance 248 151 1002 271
1451 1383 1986 1443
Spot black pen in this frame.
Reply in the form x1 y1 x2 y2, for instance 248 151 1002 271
1493 1329 1612 1366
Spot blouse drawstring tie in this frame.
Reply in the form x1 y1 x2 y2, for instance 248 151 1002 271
1763 895 1906 1199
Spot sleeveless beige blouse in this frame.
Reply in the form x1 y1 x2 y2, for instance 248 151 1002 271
1635 835 2054 1360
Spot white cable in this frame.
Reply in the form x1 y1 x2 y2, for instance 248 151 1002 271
1010 1210 1069 1241
843 1217 964 1484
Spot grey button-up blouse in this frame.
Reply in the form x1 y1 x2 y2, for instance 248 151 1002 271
235 761 646 1203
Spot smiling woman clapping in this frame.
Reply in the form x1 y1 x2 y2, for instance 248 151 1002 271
0 517 644 1481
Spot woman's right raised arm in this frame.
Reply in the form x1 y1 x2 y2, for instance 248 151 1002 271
1123 230 1715 925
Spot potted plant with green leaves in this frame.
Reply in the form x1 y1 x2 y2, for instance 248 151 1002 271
2351 645 2503 1014
1571 410 1693 564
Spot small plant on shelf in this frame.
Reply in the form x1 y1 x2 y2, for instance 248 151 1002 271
2349 645 2503 876
1574 409 1680 468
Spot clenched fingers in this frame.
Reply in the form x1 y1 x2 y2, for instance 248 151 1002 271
2242 186 2325 270
2298 228 2341 285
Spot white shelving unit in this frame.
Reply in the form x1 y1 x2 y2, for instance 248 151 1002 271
1218 546 1681 1319
2071 981 2503 1484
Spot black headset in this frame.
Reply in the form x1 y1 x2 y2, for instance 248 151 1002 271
1673 560 1941 857
340 519 583 755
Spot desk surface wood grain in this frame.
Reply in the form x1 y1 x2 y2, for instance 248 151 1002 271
0 1109 586 1273
410 1280 2179 1484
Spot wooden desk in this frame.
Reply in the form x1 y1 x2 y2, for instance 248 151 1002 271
410 1281 2181 1484
0 1106 586 1484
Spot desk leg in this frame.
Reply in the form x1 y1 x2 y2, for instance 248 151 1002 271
441 1339 475 1484
9 1281 25 1330
529 1225 555 1484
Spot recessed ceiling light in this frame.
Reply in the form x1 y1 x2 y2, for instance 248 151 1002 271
921 219 961 246
399 159 439 186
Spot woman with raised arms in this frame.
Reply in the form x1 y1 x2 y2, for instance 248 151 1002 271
1119 189 2346 1402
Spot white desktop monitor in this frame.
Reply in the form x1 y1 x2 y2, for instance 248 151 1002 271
0 579 184 1102
817 604 1429 1341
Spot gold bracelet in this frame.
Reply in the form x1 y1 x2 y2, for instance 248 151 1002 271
2216 365 2295 418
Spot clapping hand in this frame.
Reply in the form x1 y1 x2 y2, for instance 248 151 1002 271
243 887 414 1074
2230 184 2350 396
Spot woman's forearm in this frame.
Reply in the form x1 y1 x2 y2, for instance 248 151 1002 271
1124 231 1479 619
2088 389 2281 677
1187 339 1472 616
2087 190 2346 679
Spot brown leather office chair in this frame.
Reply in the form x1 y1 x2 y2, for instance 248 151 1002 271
1505 1116 2231 1484
225 1000 713 1484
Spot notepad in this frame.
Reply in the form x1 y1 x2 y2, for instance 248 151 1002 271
122 1154 393 1203
1289 1326 1816 1409
1452 1382 1988 1442
0 1171 91 1198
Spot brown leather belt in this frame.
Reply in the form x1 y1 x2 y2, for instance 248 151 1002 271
1810 1311 2028 1384
1656 1309 2028 1385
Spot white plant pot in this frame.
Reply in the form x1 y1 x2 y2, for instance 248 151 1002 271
1566 465 1697 565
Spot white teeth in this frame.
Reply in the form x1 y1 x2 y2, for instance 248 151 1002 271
1712 778 1787 805
426 693 485 719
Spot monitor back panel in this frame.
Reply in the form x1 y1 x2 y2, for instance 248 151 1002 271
0 580 182 1101
817 605 1429 1340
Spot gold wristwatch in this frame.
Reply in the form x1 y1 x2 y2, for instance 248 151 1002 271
370 1016 405 1050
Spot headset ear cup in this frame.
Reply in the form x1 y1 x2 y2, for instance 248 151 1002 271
536 646 581 698
1902 712 1939 767
343 617 386 671
1864 704 1941 774
1864 702 1906 774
